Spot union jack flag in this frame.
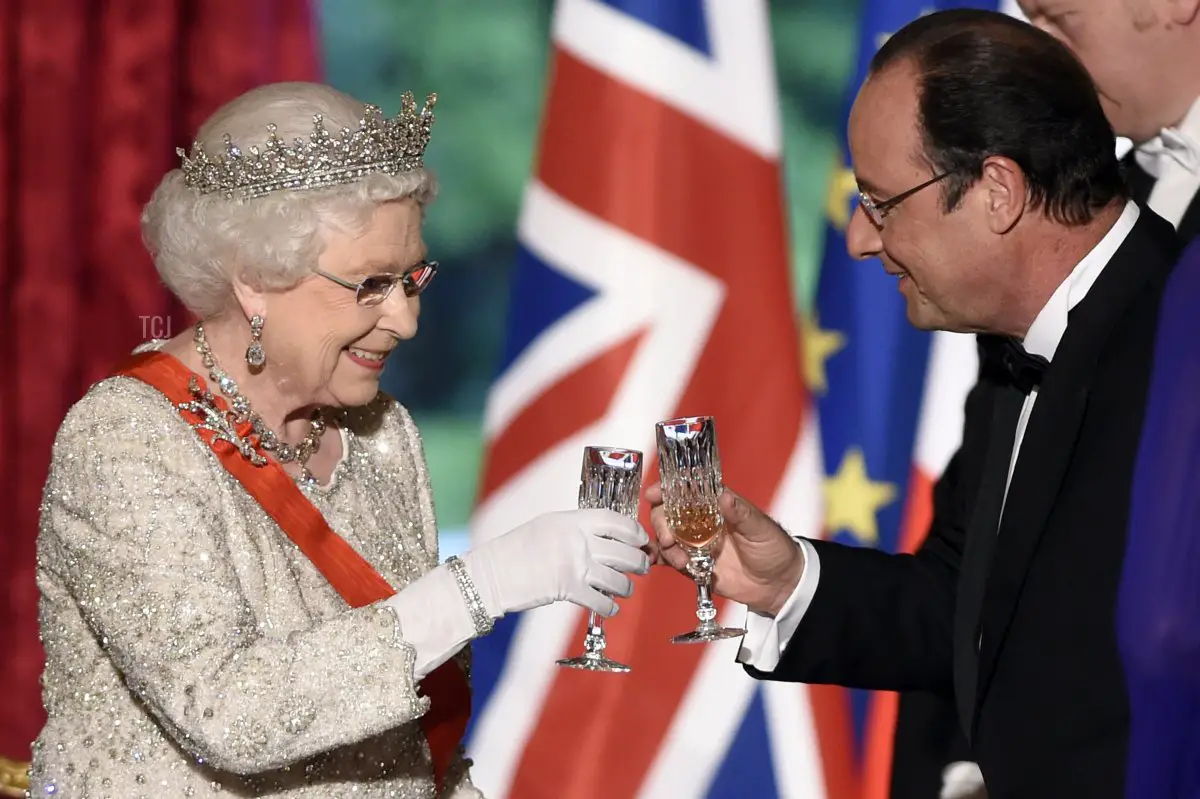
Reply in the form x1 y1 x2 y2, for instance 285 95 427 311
464 1 849 796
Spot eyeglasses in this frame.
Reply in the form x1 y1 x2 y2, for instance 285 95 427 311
858 171 952 226
314 260 439 307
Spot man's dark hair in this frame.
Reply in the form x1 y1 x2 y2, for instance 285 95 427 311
870 9 1126 226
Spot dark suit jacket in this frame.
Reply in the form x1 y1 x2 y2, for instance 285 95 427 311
885 148 1200 799
747 208 1181 799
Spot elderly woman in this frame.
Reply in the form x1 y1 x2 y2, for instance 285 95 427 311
27 81 648 798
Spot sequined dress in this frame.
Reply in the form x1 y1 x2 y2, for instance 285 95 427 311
29 374 482 798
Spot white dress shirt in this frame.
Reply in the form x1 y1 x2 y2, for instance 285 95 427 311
1135 96 1200 228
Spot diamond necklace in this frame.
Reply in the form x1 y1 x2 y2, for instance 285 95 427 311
193 323 326 483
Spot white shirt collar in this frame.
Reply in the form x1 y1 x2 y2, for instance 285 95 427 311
1022 200 1140 361
1134 96 1200 179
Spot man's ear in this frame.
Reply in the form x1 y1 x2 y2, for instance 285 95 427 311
977 155 1027 235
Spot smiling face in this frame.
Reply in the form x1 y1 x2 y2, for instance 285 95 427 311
1017 0 1200 142
244 197 427 409
844 62 1009 333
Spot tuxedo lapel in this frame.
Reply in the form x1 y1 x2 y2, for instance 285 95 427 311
973 210 1178 702
953 380 1022 739
974 354 1091 702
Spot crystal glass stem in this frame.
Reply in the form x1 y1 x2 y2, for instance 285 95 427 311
688 550 722 635
579 612 608 657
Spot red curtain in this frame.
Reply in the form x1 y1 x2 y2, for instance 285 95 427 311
0 0 320 779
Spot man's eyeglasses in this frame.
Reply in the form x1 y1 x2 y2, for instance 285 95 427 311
859 171 952 226
314 260 439 307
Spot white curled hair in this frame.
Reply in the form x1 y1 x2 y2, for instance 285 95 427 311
140 82 437 319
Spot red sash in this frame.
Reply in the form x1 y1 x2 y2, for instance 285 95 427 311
114 351 471 792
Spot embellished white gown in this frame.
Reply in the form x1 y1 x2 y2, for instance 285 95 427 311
29 375 483 798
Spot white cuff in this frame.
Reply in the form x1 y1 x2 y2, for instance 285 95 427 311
940 761 986 799
736 538 820 672
384 565 478 681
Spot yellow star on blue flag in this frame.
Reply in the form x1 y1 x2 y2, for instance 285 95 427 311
824 447 898 546
801 312 847 395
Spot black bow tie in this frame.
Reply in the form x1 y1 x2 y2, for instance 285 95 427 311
978 336 1049 395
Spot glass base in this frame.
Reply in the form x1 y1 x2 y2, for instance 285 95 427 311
556 653 632 673
670 625 747 644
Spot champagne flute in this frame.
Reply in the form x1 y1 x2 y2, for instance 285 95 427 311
655 416 747 644
556 446 643 673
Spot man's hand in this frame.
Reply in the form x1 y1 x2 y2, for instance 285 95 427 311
645 483 804 617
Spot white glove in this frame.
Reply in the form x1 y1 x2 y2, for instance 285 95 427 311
463 509 650 619
383 509 648 680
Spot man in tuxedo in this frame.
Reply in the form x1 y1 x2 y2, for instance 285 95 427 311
647 10 1180 798
894 4 1200 795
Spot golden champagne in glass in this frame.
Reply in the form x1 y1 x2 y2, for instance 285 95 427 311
655 416 747 644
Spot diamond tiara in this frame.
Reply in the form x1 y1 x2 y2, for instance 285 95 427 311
177 91 437 200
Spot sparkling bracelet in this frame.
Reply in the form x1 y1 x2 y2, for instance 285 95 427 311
446 555 494 637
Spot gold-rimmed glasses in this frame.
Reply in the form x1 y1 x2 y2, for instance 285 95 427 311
858 171 951 226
